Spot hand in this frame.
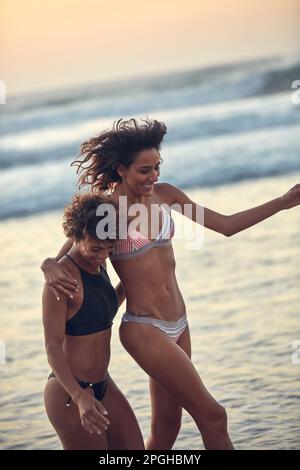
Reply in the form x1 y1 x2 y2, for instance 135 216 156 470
280 184 300 210
77 391 110 435
40 258 79 301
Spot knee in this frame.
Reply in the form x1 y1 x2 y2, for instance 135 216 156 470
213 404 228 428
203 404 228 434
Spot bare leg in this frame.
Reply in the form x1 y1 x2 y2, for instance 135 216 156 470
119 322 234 450
146 326 192 450
102 375 144 450
44 377 109 450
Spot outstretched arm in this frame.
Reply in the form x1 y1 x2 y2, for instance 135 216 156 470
212 183 300 236
225 197 282 236
158 183 300 237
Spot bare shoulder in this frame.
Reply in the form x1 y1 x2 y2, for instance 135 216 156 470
154 182 192 206
154 182 178 205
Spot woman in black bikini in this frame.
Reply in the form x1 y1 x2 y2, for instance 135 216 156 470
43 193 144 450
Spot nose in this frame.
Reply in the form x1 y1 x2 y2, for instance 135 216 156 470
102 245 114 257
96 248 109 260
150 170 159 182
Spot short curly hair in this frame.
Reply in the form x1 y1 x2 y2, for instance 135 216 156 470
71 118 167 192
62 193 119 242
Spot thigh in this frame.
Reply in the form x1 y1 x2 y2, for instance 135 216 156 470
102 375 144 450
119 322 219 421
149 325 192 423
44 377 109 450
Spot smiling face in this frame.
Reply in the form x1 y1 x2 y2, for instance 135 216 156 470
76 237 114 268
117 148 161 196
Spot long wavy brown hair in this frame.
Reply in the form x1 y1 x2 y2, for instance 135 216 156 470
71 118 167 193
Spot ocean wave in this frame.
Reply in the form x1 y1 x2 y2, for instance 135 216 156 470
0 91 299 169
0 123 299 220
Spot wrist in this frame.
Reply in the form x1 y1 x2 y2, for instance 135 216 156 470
276 196 286 212
72 388 86 405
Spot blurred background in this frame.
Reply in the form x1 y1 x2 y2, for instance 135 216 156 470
0 0 300 450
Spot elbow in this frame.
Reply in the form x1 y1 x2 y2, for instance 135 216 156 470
40 257 54 272
222 216 234 237
223 229 234 237
40 257 49 272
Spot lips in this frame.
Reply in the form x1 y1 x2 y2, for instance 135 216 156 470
88 257 105 265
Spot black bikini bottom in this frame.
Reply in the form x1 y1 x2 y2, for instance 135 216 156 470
48 371 108 406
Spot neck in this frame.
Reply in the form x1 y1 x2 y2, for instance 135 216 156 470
114 183 150 205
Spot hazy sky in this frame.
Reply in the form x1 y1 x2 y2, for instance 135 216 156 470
1 0 300 96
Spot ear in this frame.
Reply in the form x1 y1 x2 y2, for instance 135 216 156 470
73 239 81 250
117 164 127 179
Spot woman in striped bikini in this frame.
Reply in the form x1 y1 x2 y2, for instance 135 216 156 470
41 118 300 450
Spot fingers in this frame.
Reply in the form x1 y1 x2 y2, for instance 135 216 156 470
94 408 110 427
48 284 75 301
43 263 79 289
61 268 80 287
58 280 80 292
56 285 77 300
45 277 80 300
95 400 109 417
81 409 110 435
82 417 104 435
48 285 60 301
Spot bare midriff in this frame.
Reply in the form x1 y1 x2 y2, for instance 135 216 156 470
112 243 186 321
63 328 112 383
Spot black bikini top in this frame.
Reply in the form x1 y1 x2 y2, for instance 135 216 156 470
65 254 119 336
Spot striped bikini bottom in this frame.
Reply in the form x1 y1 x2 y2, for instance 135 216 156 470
121 312 188 343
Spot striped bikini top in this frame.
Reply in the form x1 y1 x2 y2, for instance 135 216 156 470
110 204 175 260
